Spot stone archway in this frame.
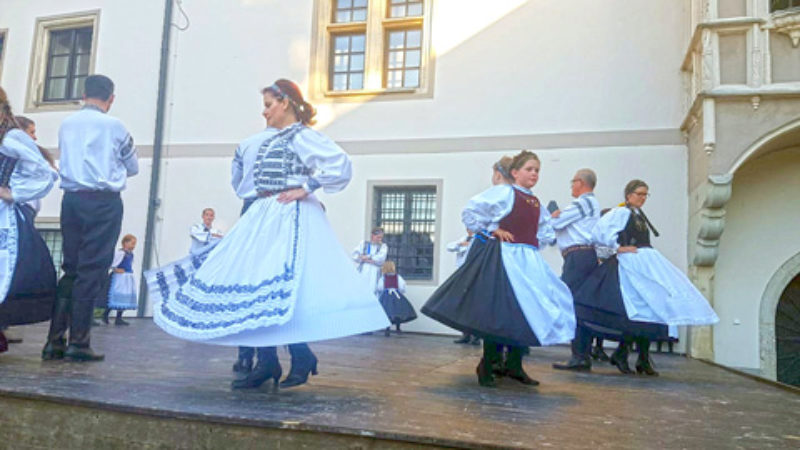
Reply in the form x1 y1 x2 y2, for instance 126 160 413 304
759 252 800 381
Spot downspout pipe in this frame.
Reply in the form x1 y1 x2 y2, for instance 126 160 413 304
138 0 174 316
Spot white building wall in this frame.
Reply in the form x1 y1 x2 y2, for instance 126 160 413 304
713 148 800 369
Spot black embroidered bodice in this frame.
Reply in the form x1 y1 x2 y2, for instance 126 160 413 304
617 208 651 248
252 124 312 193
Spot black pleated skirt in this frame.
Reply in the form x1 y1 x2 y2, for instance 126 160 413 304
0 205 57 326
572 255 668 341
422 236 541 347
378 290 417 325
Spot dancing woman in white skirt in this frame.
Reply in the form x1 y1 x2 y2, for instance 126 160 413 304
147 79 389 390
572 179 719 375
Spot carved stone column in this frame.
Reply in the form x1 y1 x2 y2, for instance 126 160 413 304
689 174 733 359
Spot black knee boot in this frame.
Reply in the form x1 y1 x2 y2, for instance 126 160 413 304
280 343 318 389
635 338 658 376
43 276 75 360
476 340 499 387
232 346 282 390
505 346 539 386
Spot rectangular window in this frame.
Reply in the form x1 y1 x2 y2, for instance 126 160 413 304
373 186 436 280
43 27 93 102
311 0 433 99
386 28 422 88
0 30 6 82
771 0 800 11
37 226 64 279
334 0 368 23
25 11 99 112
331 34 366 91
388 0 424 18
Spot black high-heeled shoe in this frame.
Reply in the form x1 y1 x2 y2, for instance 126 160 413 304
610 344 634 375
280 343 319 389
232 347 281 390
635 357 659 376
232 357 253 374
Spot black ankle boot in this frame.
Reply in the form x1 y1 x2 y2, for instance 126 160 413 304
476 357 496 387
232 347 282 390
232 358 253 374
279 343 318 389
384 327 391 337
505 346 539 386
610 341 634 374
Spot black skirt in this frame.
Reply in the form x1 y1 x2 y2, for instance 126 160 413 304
572 255 668 342
378 290 417 325
422 236 541 347
0 205 57 326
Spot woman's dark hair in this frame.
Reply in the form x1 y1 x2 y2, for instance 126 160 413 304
509 150 540 172
261 79 317 125
624 179 649 199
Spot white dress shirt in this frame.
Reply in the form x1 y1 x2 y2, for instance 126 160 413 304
551 192 601 251
58 105 138 192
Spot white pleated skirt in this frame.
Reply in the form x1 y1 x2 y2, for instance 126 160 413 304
500 243 576 346
617 248 719 326
147 195 390 346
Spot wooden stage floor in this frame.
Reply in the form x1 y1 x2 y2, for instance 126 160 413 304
0 320 798 449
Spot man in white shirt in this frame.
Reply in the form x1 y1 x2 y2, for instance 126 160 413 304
551 169 601 372
43 74 138 362
189 208 223 254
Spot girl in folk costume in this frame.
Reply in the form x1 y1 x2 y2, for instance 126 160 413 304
423 151 576 387
352 227 388 295
0 87 59 353
104 234 138 325
572 180 718 375
376 261 417 336
146 79 389 390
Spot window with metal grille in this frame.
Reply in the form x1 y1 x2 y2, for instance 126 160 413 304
373 186 436 280
388 0 423 18
38 227 64 278
386 28 422 88
43 27 93 102
331 34 366 91
771 0 800 11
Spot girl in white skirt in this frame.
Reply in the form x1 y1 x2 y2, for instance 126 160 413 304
146 79 389 390
104 234 137 325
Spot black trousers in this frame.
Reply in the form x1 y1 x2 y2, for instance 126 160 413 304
561 248 598 359
47 191 123 348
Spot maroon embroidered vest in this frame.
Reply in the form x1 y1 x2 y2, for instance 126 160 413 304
384 274 399 289
498 188 541 247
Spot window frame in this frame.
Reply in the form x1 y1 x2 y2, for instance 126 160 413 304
35 217 64 279
0 29 7 83
310 0 435 101
25 10 100 113
771 0 800 13
366 179 442 285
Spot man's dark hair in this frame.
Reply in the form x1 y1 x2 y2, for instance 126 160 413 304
84 74 115 101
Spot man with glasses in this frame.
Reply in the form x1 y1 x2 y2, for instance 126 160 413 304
551 169 601 372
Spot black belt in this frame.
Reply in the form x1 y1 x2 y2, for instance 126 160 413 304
256 186 303 198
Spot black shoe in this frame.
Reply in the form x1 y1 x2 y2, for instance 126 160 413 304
552 357 591 372
469 336 482 346
384 327 391 337
42 341 66 360
232 360 282 390
591 345 610 362
610 347 634 375
232 358 253 374
505 346 539 386
454 335 471 344
507 368 540 386
114 317 129 326
279 344 319 389
64 345 105 362
476 357 497 387
635 357 659 376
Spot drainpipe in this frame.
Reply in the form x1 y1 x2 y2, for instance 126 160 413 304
138 0 174 316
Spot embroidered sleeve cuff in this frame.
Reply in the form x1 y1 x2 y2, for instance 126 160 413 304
303 178 322 193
